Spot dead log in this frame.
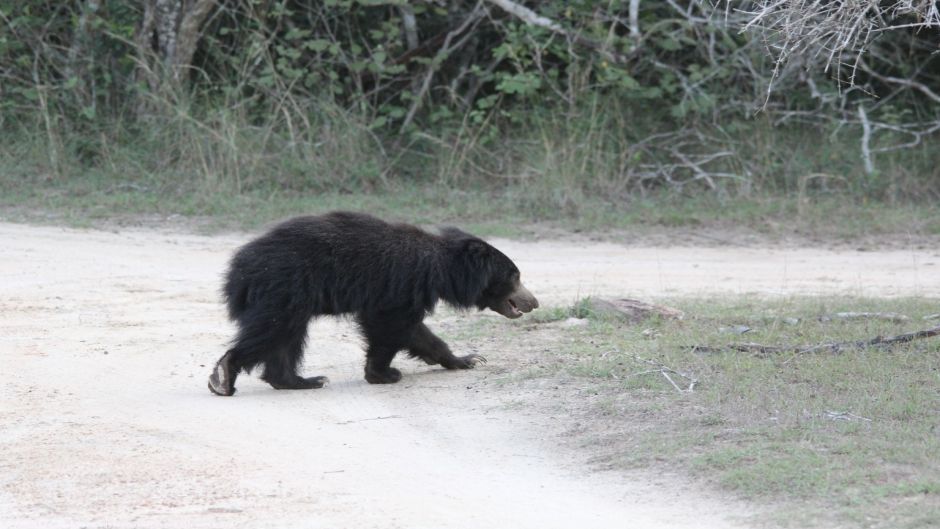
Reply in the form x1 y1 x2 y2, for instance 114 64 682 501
587 298 684 323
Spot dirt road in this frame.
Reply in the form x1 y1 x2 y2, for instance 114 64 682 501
2 222 937 529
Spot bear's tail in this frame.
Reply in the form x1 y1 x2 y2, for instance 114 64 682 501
223 270 250 321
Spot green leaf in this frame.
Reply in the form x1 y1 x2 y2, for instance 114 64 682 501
657 38 681 52
495 73 541 96
285 28 311 41
304 39 330 52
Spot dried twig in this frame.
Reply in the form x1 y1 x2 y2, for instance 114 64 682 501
628 129 744 192
857 58 940 105
632 355 698 392
825 410 872 422
742 0 940 89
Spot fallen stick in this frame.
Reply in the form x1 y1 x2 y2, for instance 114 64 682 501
689 342 785 354
690 325 940 355
819 311 909 323
632 354 698 392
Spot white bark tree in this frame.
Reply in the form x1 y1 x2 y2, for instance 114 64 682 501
135 0 218 90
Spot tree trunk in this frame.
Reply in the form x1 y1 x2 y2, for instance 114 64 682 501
135 0 218 91
65 0 102 103
174 0 217 82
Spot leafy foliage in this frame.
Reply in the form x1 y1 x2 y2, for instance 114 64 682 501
0 1 938 200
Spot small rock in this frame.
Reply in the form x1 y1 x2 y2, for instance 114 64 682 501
561 317 588 327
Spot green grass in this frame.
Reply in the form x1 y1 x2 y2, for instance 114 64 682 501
2 168 939 245
3 96 940 243
484 296 940 528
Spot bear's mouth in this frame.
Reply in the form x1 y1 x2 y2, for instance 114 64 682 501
491 284 539 319
494 298 523 319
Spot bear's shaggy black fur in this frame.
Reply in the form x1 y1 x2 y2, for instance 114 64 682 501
208 211 538 396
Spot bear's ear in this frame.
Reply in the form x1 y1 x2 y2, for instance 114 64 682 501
441 227 491 261
463 238 492 262
439 226 472 241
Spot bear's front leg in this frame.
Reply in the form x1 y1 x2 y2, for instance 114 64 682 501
407 323 487 370
359 313 411 384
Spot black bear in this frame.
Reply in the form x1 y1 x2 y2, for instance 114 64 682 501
208 211 538 396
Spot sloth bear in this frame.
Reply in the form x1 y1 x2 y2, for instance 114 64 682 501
208 211 538 396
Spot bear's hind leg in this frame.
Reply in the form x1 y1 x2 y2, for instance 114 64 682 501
407 323 486 369
208 339 270 396
260 329 329 390
208 348 239 396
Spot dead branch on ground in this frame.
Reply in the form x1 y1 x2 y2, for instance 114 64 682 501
819 312 909 323
690 325 940 355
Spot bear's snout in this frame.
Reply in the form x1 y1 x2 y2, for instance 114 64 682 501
493 283 538 319
510 284 538 313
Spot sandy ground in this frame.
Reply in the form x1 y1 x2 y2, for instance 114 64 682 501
2 222 938 529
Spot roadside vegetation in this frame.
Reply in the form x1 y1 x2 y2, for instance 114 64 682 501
1 2 939 240
451 296 940 528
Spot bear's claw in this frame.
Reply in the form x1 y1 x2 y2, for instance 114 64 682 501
469 354 487 365
455 353 486 368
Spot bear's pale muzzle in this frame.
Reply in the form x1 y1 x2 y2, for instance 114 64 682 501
493 283 539 319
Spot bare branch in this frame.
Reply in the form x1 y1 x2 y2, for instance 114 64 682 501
742 0 940 86
485 0 562 32
858 105 875 175
399 5 419 51
484 0 630 64
400 2 486 133
628 0 641 40
858 60 940 104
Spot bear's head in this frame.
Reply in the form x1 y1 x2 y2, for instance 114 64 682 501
442 228 539 318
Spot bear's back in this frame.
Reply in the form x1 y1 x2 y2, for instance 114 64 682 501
225 212 447 320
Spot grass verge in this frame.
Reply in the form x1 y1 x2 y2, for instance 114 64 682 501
2 171 940 247
454 296 940 528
